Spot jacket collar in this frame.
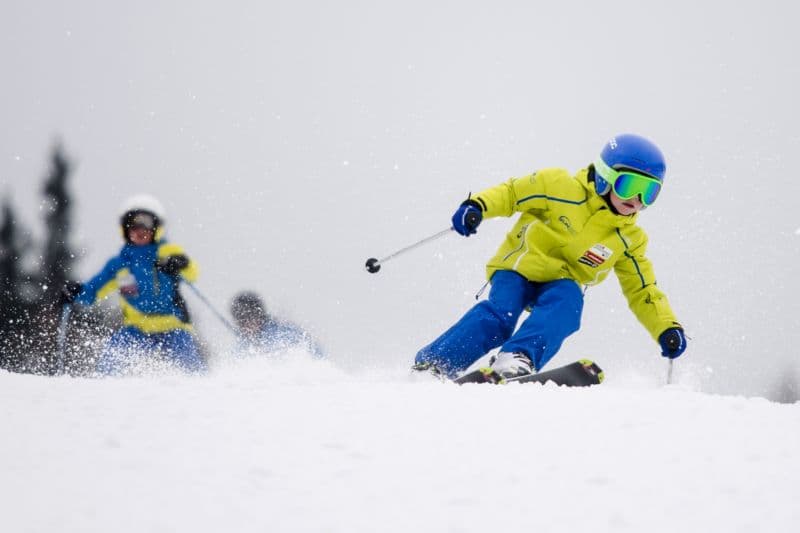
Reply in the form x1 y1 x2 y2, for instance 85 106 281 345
120 242 158 261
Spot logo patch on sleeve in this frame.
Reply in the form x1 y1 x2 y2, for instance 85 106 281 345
578 244 613 268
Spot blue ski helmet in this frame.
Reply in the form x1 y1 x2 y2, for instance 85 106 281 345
594 134 666 196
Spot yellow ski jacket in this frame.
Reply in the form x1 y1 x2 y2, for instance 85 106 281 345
471 167 681 340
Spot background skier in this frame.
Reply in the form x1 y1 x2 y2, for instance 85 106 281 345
230 291 324 359
61 194 206 375
414 133 687 379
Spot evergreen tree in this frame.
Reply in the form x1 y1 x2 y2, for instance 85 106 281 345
40 144 76 309
0 197 32 371
2 143 111 375
28 144 79 373
0 199 21 314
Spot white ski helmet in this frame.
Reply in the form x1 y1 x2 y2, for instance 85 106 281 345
119 194 166 241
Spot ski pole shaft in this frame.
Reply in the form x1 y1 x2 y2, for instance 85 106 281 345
366 226 452 272
365 211 481 274
666 359 674 385
184 281 238 335
56 304 72 376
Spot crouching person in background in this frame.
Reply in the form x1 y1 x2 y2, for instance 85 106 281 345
230 291 325 359
61 194 206 376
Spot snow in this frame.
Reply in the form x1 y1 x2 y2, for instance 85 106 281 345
2 352 798 533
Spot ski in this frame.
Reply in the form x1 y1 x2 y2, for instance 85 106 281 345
454 359 604 387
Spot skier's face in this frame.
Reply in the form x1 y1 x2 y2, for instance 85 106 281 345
608 191 644 216
127 226 155 245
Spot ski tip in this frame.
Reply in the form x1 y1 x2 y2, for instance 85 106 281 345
578 359 605 384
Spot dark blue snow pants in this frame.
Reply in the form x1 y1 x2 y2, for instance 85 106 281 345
415 270 584 377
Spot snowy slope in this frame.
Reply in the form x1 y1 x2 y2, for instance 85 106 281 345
2 353 797 533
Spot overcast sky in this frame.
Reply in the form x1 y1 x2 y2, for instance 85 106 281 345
2 1 799 398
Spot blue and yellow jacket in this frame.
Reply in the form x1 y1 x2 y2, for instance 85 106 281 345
472 167 681 340
75 241 198 334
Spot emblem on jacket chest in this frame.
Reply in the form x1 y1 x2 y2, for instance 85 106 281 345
578 243 613 268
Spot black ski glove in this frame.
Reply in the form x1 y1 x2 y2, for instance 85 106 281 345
157 254 189 275
59 281 83 305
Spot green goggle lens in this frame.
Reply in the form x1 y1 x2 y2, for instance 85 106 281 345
594 158 662 207
612 173 662 206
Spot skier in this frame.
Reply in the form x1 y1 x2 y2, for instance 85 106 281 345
414 133 687 379
230 291 324 358
60 194 206 375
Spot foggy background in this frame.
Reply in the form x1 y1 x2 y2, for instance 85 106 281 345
2 1 798 398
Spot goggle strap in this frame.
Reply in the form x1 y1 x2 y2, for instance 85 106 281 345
593 158 615 181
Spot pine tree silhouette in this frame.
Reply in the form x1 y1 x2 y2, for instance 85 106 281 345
0 198 32 371
41 144 75 309
35 144 78 373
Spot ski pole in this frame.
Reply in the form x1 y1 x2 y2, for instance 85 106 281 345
666 359 674 385
55 304 72 376
183 281 238 335
365 211 480 274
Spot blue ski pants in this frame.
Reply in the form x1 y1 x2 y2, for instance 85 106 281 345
415 270 584 376
96 326 206 376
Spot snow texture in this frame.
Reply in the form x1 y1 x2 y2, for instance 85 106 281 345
2 351 798 533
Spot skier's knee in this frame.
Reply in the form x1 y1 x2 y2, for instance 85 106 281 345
478 301 517 337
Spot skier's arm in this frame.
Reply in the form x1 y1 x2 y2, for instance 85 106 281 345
471 169 565 219
614 235 681 340
74 256 124 305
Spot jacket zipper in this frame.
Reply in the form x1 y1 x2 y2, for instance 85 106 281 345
502 221 535 267
153 257 161 295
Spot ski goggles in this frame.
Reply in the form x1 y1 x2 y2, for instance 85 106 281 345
594 158 662 207
127 212 157 230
